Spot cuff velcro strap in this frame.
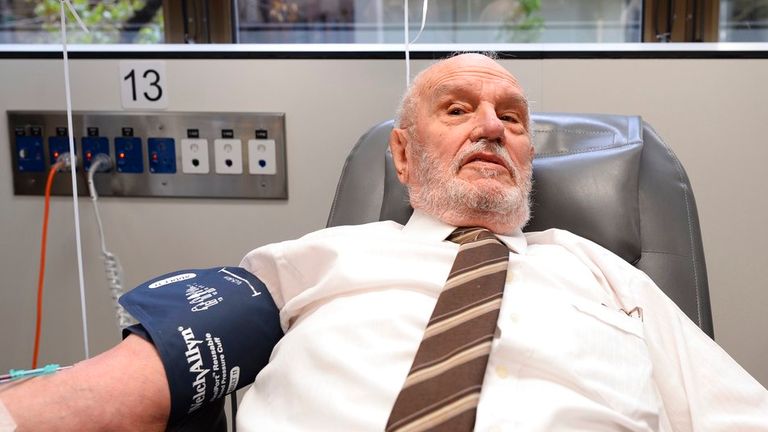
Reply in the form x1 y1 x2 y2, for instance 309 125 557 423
119 266 283 424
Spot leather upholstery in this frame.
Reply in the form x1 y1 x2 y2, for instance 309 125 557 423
328 113 713 337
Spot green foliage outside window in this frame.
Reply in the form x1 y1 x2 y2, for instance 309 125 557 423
499 0 545 43
27 0 162 43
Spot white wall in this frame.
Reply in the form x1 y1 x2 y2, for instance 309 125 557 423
0 56 766 391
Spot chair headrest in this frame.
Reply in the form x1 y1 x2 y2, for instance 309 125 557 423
524 113 643 263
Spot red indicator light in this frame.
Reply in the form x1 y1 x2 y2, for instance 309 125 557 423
53 151 59 159
151 152 158 161
86 151 92 160
119 152 126 159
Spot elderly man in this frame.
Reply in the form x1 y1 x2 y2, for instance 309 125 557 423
2 53 767 431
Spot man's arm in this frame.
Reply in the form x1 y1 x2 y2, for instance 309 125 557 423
0 334 169 431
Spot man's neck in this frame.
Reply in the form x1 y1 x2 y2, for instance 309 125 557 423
416 206 521 236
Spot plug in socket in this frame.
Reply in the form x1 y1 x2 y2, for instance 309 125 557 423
82 136 111 172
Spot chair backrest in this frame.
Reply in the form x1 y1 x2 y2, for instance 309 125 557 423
328 113 713 336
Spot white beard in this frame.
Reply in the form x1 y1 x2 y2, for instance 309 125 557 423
407 139 533 233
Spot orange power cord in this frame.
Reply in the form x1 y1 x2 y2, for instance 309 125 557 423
33 162 62 369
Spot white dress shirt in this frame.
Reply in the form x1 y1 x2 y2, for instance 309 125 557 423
237 210 768 431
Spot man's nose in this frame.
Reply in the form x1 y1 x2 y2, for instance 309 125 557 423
470 104 504 144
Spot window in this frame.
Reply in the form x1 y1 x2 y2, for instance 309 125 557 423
0 0 164 44
0 0 766 45
235 0 640 44
720 0 768 41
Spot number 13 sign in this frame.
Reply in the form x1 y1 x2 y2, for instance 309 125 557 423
119 61 169 109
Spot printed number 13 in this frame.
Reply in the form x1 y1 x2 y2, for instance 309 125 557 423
123 68 163 102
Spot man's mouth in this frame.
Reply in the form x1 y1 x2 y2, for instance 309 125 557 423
461 153 510 171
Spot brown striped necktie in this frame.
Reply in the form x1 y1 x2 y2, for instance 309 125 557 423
386 227 509 432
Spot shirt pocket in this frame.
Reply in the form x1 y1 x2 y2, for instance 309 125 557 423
564 298 659 425
570 298 644 339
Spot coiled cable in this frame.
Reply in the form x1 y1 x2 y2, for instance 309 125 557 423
87 155 136 329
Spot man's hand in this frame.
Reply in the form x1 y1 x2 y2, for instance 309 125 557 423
0 335 170 431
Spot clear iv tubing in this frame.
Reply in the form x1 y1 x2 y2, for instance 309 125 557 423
59 0 91 360
404 0 429 87
87 156 135 329
0 365 72 384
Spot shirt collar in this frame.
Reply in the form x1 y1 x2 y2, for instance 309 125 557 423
402 209 528 254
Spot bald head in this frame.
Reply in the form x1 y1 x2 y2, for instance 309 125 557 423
395 53 528 131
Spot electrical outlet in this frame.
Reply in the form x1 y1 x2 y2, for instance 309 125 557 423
15 135 45 172
9 111 287 199
82 136 110 172
247 139 277 175
214 138 243 174
115 137 143 173
180 138 210 174
48 135 71 166
148 137 177 174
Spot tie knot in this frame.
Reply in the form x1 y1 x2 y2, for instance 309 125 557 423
447 227 499 245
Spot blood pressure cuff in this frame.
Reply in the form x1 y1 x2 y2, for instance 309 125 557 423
118 266 283 424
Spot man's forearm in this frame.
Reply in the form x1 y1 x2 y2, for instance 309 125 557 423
0 335 170 431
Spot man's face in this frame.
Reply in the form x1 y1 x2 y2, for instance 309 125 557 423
391 54 534 234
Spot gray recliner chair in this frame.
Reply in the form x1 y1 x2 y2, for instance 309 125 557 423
328 113 713 336
175 112 713 431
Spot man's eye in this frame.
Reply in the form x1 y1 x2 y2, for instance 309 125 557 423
500 114 520 123
448 107 464 115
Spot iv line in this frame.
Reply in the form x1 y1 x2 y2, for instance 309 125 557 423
59 0 91 360
404 0 429 88
0 365 73 384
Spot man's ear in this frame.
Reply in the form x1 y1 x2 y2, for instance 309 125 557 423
389 127 410 184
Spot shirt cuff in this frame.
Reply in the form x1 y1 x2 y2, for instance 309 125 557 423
0 398 18 432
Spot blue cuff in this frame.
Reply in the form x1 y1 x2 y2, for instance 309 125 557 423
119 266 283 423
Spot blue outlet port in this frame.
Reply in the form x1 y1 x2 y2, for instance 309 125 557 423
115 137 143 173
48 136 72 166
15 136 45 172
82 136 110 171
148 137 176 174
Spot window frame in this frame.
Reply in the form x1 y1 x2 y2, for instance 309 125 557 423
642 0 720 42
0 42 766 60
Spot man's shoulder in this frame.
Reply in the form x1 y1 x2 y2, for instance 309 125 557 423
525 227 602 249
250 220 406 257
524 228 630 267
525 227 655 299
298 219 406 242
240 220 406 278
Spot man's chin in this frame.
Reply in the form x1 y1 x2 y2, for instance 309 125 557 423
462 179 514 198
458 170 514 186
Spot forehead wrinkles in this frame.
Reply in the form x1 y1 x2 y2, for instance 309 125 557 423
419 66 525 107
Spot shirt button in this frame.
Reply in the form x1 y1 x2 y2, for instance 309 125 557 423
489 425 502 432
495 365 509 379
509 312 519 323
